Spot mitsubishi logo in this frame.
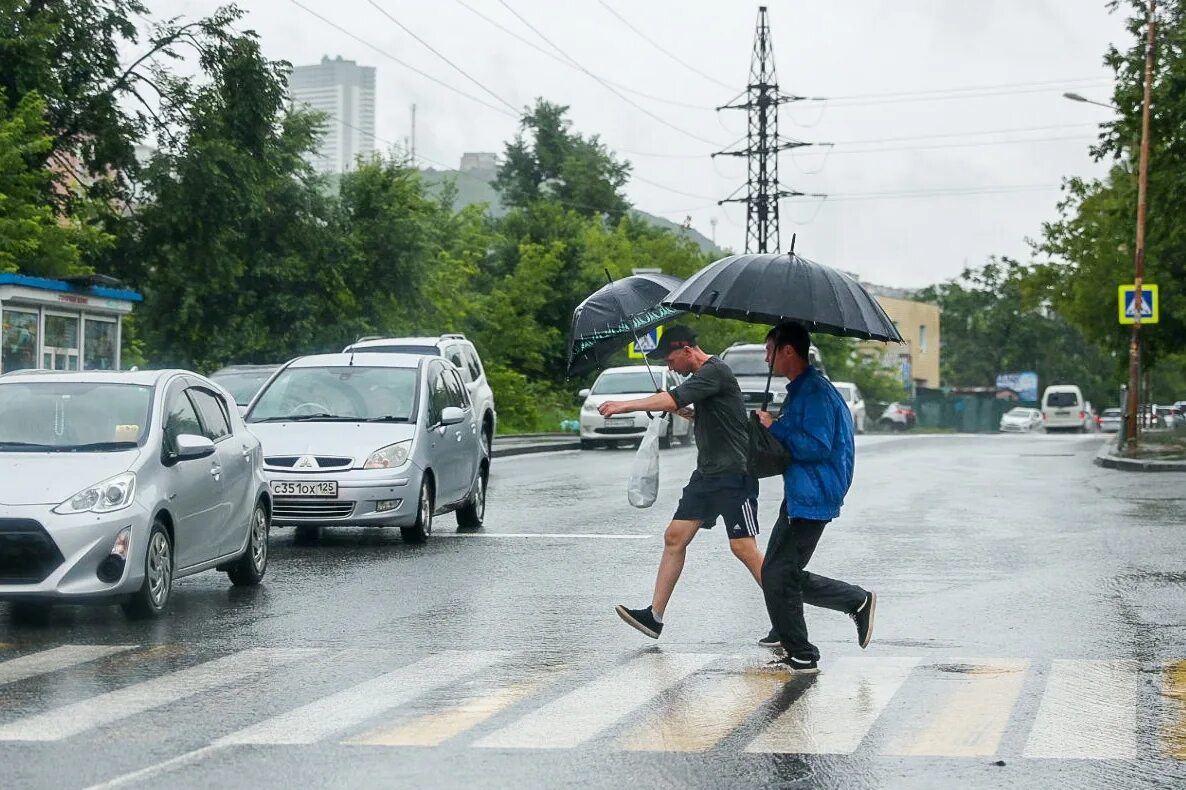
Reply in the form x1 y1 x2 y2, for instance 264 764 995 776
295 455 318 469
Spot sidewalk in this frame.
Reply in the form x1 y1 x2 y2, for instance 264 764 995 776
491 433 581 458
1094 437 1186 472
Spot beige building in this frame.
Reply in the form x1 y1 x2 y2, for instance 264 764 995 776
857 284 941 392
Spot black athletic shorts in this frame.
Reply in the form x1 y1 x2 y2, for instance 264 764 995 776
673 470 760 540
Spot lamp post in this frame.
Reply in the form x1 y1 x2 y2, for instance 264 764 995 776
1062 92 1119 110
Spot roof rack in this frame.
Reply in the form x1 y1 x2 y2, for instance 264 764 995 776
440 333 467 340
354 335 384 343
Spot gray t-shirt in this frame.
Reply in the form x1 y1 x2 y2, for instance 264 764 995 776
669 356 749 476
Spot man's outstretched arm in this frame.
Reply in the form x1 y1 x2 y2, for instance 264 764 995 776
598 392 678 416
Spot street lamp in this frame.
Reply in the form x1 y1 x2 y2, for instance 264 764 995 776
1062 92 1119 110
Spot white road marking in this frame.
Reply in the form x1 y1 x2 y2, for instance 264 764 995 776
218 650 507 745
745 657 919 754
0 648 317 741
437 533 652 539
81 744 228 790
475 652 718 749
1023 659 1138 759
0 645 135 687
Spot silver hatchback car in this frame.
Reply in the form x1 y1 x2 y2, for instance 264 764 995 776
245 353 488 542
0 370 271 620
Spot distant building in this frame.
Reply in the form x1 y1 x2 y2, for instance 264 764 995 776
289 56 375 173
459 152 498 172
858 282 942 392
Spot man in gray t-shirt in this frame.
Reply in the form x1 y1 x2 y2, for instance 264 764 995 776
596 326 764 642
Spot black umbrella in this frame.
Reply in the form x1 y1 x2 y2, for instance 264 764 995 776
567 272 686 378
662 253 904 343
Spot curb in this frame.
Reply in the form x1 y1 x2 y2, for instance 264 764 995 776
491 438 581 458
1094 442 1186 472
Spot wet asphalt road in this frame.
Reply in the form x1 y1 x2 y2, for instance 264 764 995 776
2 432 1186 789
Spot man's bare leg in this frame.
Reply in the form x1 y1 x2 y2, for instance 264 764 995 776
729 536 764 587
650 519 702 617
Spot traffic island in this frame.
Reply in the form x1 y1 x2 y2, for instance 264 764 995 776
1095 434 1186 472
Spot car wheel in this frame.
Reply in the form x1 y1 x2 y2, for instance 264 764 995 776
402 477 433 543
580 439 596 450
856 415 866 434
456 465 488 530
122 520 173 620
227 501 269 586
659 421 673 450
481 420 493 458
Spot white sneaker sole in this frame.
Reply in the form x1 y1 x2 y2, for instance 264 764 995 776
615 605 660 639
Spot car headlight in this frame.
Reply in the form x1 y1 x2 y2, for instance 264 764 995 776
54 472 137 515
364 440 412 470
582 401 599 413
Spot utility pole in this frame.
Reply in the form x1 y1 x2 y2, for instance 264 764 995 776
714 6 821 254
1126 0 1156 450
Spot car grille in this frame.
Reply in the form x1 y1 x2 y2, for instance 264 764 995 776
272 500 355 521
0 519 64 584
265 456 353 470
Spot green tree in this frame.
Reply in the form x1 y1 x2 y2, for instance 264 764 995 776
0 89 109 275
128 34 353 370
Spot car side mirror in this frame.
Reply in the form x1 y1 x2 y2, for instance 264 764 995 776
440 406 465 426
173 434 216 462
578 388 591 399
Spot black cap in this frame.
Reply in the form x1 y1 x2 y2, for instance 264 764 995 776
646 325 698 361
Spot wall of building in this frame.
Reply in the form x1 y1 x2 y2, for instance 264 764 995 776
867 296 942 389
289 56 376 173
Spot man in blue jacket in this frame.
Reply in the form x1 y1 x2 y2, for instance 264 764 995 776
755 322 876 674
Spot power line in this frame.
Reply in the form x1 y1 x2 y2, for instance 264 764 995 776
818 80 1113 108
364 0 519 114
284 0 517 119
792 183 1061 202
596 0 735 91
450 0 711 112
818 75 1110 102
799 133 1094 157
495 0 725 147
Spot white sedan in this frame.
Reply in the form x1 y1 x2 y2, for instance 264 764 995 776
999 407 1043 433
578 366 692 450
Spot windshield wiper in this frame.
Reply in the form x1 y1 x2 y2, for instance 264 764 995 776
251 414 361 423
364 416 409 423
63 441 139 452
0 441 56 450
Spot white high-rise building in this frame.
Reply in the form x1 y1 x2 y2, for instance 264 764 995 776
289 56 375 173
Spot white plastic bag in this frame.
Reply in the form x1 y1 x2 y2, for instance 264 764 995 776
627 416 665 508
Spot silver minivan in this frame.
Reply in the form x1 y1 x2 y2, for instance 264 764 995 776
0 371 271 620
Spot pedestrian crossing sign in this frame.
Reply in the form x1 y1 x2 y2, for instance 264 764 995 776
1118 284 1159 325
627 326 663 359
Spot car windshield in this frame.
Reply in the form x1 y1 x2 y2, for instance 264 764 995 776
1006 408 1036 418
592 371 662 395
1046 392 1078 407
833 383 855 402
0 381 152 451
1102 408 1122 417
721 349 768 376
210 370 276 405
248 366 418 422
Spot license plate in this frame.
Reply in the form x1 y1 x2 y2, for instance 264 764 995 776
605 417 634 427
1055 410 1070 416
270 480 338 498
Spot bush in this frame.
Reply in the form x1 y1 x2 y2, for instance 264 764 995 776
486 364 578 434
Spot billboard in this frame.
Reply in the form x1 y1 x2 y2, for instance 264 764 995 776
996 371 1039 402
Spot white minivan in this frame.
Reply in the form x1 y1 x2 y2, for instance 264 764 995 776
1041 384 1089 432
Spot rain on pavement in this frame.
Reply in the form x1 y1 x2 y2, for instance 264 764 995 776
2 433 1186 789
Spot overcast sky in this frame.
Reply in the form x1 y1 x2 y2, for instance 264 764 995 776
155 0 1129 288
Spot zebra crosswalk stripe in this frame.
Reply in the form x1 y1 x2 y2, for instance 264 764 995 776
1023 659 1138 759
0 645 135 687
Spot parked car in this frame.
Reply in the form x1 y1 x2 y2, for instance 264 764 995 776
880 401 917 431
829 381 867 434
1099 407 1123 433
718 342 825 413
245 352 487 543
210 364 280 412
1040 384 1090 432
343 335 496 458
0 370 270 620
999 406 1043 433
578 366 692 450
1154 405 1179 429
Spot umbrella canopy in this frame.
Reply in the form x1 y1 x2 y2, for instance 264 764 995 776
567 272 685 376
662 253 904 342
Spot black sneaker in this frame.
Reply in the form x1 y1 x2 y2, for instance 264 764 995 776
615 604 662 639
758 628 782 648
850 591 876 649
766 655 819 674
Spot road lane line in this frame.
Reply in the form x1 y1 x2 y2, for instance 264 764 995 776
218 650 507 745
0 645 135 687
1161 660 1186 759
346 669 564 747
82 744 229 790
437 533 652 540
1023 659 1137 759
619 658 786 752
0 648 317 741
745 657 919 754
883 659 1028 757
475 652 718 749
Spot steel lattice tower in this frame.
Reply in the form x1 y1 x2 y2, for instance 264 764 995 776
714 6 818 254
